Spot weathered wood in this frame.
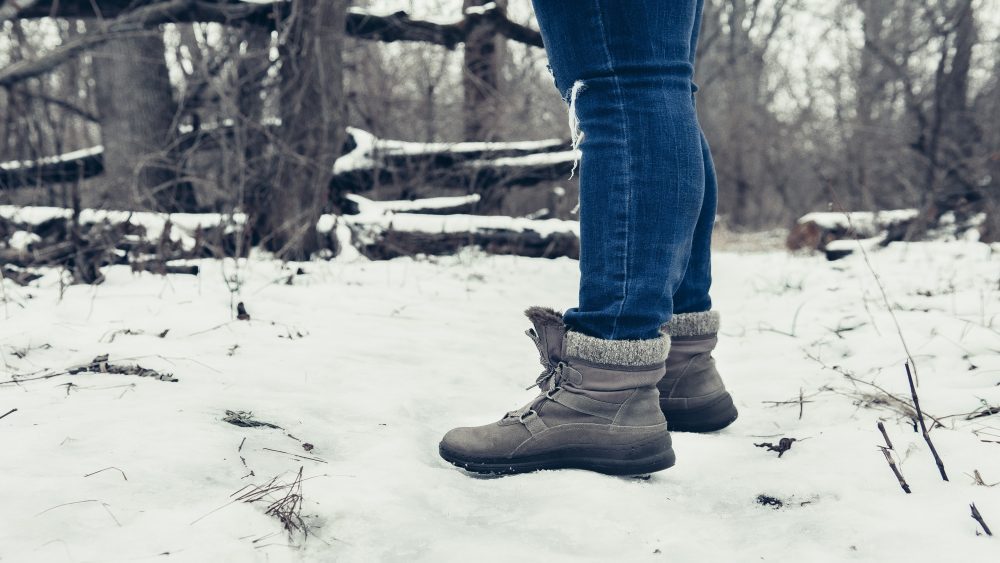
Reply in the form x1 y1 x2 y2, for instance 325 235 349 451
2 130 576 207
786 210 918 252
352 227 579 261
0 149 102 190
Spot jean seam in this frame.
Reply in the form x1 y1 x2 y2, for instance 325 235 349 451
591 1 632 340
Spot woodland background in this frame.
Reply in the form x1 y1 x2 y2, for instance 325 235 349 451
0 0 997 261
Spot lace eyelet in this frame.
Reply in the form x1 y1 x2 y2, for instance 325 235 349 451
545 387 561 400
518 409 537 422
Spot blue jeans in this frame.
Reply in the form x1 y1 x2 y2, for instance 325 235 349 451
531 0 717 340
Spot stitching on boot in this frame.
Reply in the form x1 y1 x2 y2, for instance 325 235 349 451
564 331 670 366
611 388 639 426
662 311 720 337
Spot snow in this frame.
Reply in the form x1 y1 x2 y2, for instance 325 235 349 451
334 127 567 174
1 241 999 561
0 145 104 171
797 209 919 231
0 206 246 252
345 211 579 239
345 193 481 214
472 149 580 168
7 230 40 252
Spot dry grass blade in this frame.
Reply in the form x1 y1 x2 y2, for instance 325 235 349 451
239 467 308 539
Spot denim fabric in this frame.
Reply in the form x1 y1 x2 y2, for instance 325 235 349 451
531 0 717 340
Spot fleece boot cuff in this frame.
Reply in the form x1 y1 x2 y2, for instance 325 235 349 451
662 311 720 338
564 330 670 367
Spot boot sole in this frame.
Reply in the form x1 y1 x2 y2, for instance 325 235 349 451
439 433 676 476
662 392 738 433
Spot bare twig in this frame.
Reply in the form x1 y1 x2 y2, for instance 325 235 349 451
836 202 921 386
876 422 910 493
0 407 16 421
879 446 912 494
83 467 128 481
971 503 993 536
905 362 948 481
262 448 327 464
877 421 894 450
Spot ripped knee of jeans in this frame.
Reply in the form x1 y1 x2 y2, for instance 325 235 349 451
566 80 585 181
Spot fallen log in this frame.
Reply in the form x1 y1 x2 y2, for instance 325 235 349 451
342 211 580 260
0 146 103 190
1 128 574 199
786 209 919 252
2 203 582 285
0 205 250 283
331 128 574 196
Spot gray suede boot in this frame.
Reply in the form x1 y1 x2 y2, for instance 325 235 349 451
439 307 675 476
658 311 738 432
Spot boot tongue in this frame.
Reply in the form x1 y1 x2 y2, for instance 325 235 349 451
524 307 567 368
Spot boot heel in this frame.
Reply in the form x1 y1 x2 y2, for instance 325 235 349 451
663 392 738 433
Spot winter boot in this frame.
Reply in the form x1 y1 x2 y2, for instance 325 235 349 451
658 311 738 432
439 307 675 476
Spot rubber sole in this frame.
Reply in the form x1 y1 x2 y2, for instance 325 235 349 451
662 391 739 433
439 433 676 476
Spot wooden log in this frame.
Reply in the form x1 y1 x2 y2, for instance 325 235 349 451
344 212 580 260
1 129 573 198
0 147 103 190
786 210 919 252
354 227 579 261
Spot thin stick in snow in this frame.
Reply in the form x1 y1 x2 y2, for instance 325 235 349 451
836 202 922 386
83 466 128 481
877 421 894 450
905 362 948 481
0 407 16 421
879 447 911 494
876 422 910 494
971 503 993 536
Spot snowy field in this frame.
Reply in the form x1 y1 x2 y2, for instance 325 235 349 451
1 241 999 562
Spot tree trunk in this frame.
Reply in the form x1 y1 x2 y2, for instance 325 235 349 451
249 0 347 260
907 0 983 239
462 0 507 141
92 29 192 211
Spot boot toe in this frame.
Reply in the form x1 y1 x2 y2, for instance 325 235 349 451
440 421 528 460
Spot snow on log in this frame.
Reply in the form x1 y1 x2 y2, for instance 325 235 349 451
2 202 581 285
343 193 482 215
331 128 576 194
326 202 580 260
0 128 573 196
0 205 257 283
0 146 103 190
786 209 918 252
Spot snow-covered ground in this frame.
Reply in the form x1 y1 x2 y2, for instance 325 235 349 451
1 241 999 562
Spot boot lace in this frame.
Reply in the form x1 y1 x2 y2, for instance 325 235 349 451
504 330 577 421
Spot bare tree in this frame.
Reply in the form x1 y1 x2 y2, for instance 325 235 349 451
248 0 348 259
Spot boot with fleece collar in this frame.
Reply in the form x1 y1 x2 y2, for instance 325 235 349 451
439 307 675 476
658 311 738 432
